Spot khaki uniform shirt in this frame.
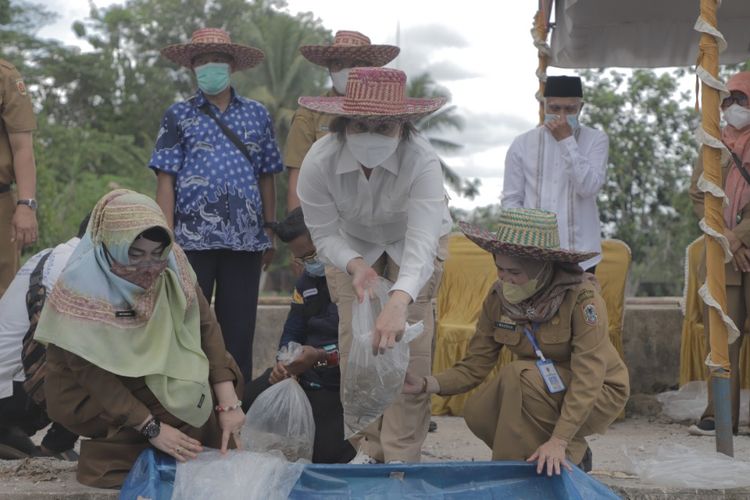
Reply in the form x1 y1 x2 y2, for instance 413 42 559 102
0 59 36 186
434 280 629 443
45 285 238 429
283 90 335 169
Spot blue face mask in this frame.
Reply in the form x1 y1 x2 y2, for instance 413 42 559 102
544 114 580 130
304 259 326 277
195 63 231 95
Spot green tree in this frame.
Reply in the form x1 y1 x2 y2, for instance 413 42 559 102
407 72 480 199
580 69 701 295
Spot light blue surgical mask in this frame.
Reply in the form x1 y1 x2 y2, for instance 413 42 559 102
544 113 580 130
304 259 326 277
195 63 231 95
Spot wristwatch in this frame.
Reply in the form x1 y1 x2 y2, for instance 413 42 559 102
16 198 37 210
140 417 161 439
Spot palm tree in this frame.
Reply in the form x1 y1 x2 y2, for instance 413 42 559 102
408 72 480 199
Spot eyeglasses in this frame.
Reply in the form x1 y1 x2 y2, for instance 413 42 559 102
293 251 318 266
722 94 749 108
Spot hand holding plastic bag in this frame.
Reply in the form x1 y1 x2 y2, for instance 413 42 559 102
342 278 424 439
241 342 315 462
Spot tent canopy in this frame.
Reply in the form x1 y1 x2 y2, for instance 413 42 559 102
549 0 750 68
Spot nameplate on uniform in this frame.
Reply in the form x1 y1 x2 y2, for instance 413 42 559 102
302 288 319 298
494 318 516 331
115 310 136 318
197 394 205 408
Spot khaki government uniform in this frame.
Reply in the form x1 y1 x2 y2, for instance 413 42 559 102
689 147 750 430
326 237 448 463
44 287 243 488
0 59 36 296
432 280 629 464
283 90 335 169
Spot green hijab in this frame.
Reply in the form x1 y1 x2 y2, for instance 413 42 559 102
35 190 212 428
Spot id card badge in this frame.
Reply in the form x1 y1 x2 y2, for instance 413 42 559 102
536 359 566 394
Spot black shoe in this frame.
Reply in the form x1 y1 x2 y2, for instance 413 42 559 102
0 426 38 460
688 418 715 436
428 420 437 433
38 445 79 462
578 446 592 473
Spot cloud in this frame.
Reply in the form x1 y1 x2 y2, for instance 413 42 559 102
388 24 477 82
400 24 469 50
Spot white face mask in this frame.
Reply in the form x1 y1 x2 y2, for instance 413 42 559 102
724 103 750 130
346 132 400 168
330 68 351 95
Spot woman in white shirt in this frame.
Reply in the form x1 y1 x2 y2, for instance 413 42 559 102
296 67 452 464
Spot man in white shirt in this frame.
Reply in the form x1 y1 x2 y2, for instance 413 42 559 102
0 216 87 460
502 75 608 272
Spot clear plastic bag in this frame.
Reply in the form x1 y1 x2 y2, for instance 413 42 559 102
241 342 315 462
627 443 750 489
656 381 750 424
173 450 305 500
342 278 424 439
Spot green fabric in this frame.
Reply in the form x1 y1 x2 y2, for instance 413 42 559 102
35 190 212 428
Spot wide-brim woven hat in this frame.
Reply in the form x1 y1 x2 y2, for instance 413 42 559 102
161 28 264 71
300 30 400 68
298 67 446 120
459 208 598 264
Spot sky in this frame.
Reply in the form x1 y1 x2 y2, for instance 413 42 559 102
35 0 695 211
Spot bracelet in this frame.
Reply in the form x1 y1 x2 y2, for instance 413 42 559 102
420 377 428 394
215 400 242 413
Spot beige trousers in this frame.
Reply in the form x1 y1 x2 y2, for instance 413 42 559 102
0 191 19 298
326 240 446 462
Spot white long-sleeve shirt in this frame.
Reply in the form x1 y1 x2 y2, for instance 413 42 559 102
297 133 452 301
502 126 608 270
0 238 79 399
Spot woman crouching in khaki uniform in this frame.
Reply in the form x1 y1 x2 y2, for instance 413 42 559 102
404 208 629 476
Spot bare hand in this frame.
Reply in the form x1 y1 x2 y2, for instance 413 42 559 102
262 227 276 271
733 246 750 273
372 291 410 355
402 372 424 395
544 116 573 141
10 205 37 250
218 407 246 454
526 437 572 476
349 259 378 303
149 423 203 462
269 361 290 384
285 345 322 376
725 229 743 254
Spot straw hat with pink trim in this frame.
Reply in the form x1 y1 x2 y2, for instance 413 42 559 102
459 208 598 264
161 28 264 71
298 67 446 121
300 31 400 68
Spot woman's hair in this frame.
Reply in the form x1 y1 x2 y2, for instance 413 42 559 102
137 226 171 247
329 116 416 141
271 207 309 243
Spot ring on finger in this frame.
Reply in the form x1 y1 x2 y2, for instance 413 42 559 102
175 446 183 454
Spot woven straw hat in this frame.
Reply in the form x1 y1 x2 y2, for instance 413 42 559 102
298 67 446 120
459 208 598 264
300 30 400 68
161 28 264 71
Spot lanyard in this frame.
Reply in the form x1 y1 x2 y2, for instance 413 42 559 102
523 323 546 361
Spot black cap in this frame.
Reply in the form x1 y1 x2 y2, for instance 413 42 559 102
544 76 583 98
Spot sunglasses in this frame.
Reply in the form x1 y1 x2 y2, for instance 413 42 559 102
293 251 319 266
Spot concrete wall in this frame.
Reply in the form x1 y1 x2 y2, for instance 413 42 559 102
253 297 685 393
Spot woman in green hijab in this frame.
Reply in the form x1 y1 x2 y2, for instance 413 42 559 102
35 189 245 488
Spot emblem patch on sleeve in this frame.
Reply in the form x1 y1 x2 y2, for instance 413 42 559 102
583 304 598 325
15 79 27 96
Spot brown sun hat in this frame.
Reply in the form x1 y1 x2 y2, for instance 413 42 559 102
298 67 446 121
300 30 400 68
161 28 264 71
459 208 598 264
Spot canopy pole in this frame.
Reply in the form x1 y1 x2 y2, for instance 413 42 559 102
698 0 733 457
532 1 551 125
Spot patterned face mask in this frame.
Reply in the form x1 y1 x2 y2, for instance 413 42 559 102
105 245 169 289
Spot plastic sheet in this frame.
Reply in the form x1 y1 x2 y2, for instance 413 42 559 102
628 444 750 489
342 278 423 439
657 381 750 424
288 461 619 499
242 344 315 462
119 448 175 500
172 450 306 500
